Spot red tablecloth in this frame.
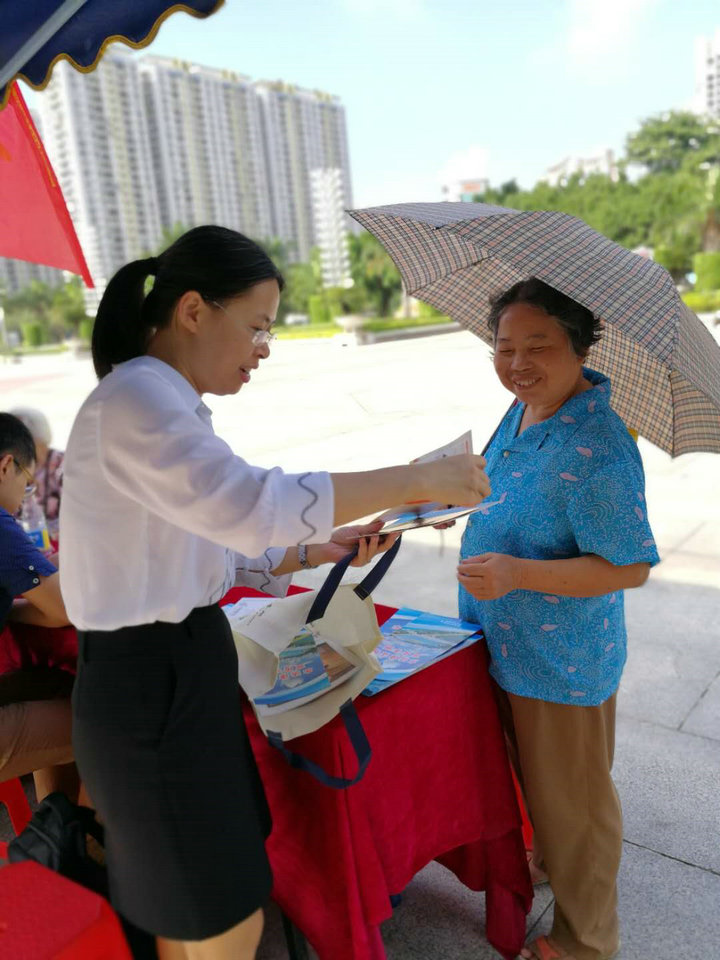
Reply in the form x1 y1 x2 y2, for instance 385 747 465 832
224 587 532 960
0 621 78 675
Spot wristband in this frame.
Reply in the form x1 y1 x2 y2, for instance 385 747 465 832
298 544 314 569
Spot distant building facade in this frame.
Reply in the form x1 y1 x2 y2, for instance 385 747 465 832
694 29 720 117
28 49 354 301
544 149 619 186
441 176 490 202
311 168 351 288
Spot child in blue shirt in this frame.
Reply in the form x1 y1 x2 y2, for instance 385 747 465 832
0 413 74 799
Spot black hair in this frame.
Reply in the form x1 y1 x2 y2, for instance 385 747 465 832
487 277 602 358
92 225 285 379
0 413 37 468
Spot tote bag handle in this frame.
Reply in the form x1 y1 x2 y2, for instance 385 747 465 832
267 699 370 789
305 534 402 624
267 536 401 789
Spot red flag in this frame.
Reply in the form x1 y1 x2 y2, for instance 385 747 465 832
0 83 93 287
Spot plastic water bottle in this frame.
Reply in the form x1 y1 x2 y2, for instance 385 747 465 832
19 493 52 555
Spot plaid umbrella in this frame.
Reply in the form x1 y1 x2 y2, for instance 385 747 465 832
349 202 720 457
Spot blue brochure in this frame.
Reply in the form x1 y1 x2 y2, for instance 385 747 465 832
363 607 482 696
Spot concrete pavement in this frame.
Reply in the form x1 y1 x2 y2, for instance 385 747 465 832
1 329 719 959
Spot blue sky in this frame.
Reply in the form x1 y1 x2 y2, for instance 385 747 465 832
27 0 720 207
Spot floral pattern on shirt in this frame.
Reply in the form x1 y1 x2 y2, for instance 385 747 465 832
459 368 660 706
36 448 64 537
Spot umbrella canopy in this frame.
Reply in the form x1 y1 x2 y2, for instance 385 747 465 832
349 202 720 457
0 0 224 110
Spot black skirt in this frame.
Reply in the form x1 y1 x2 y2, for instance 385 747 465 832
72 604 272 941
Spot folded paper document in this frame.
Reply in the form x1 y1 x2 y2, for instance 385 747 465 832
371 430 485 534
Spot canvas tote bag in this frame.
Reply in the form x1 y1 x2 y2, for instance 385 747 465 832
227 537 401 788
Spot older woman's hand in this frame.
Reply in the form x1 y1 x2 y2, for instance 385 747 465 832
457 552 523 600
310 521 400 568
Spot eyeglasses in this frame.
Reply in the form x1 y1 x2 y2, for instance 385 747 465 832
207 300 277 345
13 459 36 497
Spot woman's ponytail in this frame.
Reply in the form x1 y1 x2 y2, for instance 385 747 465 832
91 257 158 379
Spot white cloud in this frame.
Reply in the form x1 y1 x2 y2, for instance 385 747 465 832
438 145 489 188
565 0 658 70
356 146 490 209
354 171 443 209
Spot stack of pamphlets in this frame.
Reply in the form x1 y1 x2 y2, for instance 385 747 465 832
254 627 359 717
363 607 482 696
223 596 360 717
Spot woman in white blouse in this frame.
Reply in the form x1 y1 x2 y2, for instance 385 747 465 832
60 226 489 960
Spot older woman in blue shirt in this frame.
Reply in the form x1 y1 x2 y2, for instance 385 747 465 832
458 279 659 960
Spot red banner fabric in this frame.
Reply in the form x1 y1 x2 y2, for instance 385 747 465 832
0 83 93 286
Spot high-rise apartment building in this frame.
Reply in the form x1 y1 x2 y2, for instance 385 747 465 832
0 259 64 296
30 50 354 301
311 168 351 288
140 57 273 240
694 29 720 117
256 82 353 261
38 49 162 301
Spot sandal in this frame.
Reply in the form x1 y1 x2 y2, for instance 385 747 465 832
526 849 549 886
520 936 575 959
520 936 620 960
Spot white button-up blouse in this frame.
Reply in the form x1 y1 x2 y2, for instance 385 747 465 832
59 356 334 630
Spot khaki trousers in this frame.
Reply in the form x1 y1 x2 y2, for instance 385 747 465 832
494 684 622 960
0 698 74 787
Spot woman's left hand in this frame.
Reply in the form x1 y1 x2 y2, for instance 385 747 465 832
457 552 523 600
313 521 400 568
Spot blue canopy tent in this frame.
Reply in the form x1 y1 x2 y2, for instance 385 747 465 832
0 0 224 109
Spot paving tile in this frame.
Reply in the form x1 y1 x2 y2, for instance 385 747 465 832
526 842 720 960
615 842 720 960
650 550 720 589
619 579 720 728
378 860 552 959
682 673 720 741
614 717 720 874
674 519 720 557
259 844 720 960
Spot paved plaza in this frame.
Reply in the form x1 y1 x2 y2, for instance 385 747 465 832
2 327 719 959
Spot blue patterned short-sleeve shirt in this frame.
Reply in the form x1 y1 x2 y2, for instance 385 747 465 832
459 368 660 706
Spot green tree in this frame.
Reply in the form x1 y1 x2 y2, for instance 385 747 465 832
308 294 330 325
625 111 720 175
254 237 295 322
1 281 55 342
149 223 191 255
347 232 402 317
470 111 720 280
282 249 324 317
50 277 87 337
693 251 720 290
22 321 44 347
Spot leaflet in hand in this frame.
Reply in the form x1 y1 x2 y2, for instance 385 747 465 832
363 607 482 695
409 430 473 464
371 431 484 534
254 627 359 716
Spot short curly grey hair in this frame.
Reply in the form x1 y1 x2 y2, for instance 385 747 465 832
8 407 52 447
